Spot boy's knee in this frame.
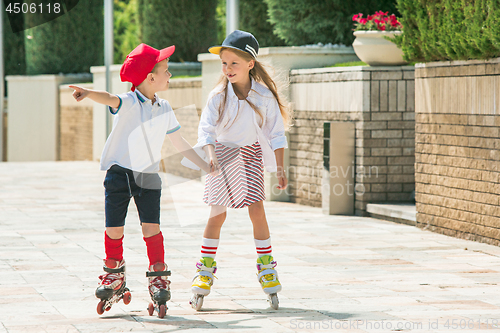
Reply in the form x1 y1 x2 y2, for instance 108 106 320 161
142 222 160 238
106 227 124 239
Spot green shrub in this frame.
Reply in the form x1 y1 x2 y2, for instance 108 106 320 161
24 0 104 74
114 0 141 64
263 0 399 46
3 9 26 76
239 0 285 47
140 0 217 62
395 0 500 62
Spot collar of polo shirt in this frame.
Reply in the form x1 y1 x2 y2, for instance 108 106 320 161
135 89 160 106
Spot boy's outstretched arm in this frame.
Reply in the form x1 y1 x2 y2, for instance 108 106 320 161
168 130 210 173
69 85 120 108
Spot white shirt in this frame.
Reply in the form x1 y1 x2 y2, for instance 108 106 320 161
100 90 181 173
194 79 287 172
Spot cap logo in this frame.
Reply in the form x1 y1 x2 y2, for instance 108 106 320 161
245 44 257 58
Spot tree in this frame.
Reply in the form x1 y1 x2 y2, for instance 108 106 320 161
114 0 141 64
140 0 218 62
24 0 104 74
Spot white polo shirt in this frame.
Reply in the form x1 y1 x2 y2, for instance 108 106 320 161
100 89 181 173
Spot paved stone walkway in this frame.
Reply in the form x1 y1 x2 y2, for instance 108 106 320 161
1 162 500 332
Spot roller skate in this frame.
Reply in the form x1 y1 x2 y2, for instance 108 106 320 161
95 259 131 315
190 257 217 311
256 255 281 310
146 262 171 318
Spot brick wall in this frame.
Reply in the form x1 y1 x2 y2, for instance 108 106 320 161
59 84 93 161
415 59 500 246
290 66 415 215
158 78 202 179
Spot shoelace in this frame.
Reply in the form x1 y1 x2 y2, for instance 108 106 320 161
262 273 275 282
151 276 171 289
99 272 123 285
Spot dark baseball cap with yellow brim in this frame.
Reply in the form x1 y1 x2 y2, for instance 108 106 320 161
209 30 259 59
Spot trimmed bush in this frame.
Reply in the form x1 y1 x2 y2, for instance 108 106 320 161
3 9 26 76
239 0 285 47
140 0 217 62
395 0 500 62
215 0 285 46
114 0 141 64
264 0 399 46
24 0 103 74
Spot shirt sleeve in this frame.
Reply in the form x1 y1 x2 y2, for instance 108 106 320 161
108 92 134 115
197 93 219 147
263 97 288 150
164 102 181 134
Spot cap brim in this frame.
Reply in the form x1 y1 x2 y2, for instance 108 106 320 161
209 45 251 56
158 45 175 62
208 46 223 55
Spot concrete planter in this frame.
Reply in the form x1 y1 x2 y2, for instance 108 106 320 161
352 31 407 66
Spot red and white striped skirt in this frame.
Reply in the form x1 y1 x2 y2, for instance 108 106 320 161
203 141 265 208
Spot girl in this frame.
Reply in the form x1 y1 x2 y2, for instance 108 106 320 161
187 30 292 310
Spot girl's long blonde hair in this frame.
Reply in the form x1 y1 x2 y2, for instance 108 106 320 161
212 47 293 130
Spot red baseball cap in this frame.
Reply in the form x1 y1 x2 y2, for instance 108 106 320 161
120 43 175 91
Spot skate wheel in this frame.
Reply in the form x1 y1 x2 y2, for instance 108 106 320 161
97 300 106 315
158 304 166 319
269 294 279 310
190 294 204 311
147 302 154 316
123 291 132 305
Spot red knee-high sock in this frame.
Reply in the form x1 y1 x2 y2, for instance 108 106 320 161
144 232 164 266
104 232 124 262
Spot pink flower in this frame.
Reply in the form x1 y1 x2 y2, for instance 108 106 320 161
367 15 373 20
359 18 368 24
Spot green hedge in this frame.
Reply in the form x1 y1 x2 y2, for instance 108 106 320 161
24 0 103 74
395 0 500 62
3 9 26 77
114 0 140 64
140 0 217 62
239 0 285 47
215 0 285 47
264 0 399 46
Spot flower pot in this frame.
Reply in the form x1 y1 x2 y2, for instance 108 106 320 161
352 31 407 66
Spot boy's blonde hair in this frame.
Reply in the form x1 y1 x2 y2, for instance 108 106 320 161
213 48 293 130
151 58 170 74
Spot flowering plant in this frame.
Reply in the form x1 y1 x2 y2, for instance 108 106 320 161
352 11 402 31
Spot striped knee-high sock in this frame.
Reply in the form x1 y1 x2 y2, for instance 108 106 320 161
255 237 272 257
201 238 219 259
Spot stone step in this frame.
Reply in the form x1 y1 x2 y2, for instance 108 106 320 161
366 203 416 226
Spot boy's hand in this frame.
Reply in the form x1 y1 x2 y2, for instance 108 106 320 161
69 85 89 102
209 159 220 176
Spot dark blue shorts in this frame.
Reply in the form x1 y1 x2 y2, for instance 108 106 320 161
104 165 162 227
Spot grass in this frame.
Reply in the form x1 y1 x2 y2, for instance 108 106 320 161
171 75 202 79
328 61 368 67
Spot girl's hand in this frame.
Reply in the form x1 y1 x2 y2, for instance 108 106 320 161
276 168 287 190
69 85 89 102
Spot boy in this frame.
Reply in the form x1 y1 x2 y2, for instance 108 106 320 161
70 43 209 318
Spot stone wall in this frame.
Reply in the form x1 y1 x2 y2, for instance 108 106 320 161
415 59 500 246
289 66 415 215
158 78 203 179
59 84 94 161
